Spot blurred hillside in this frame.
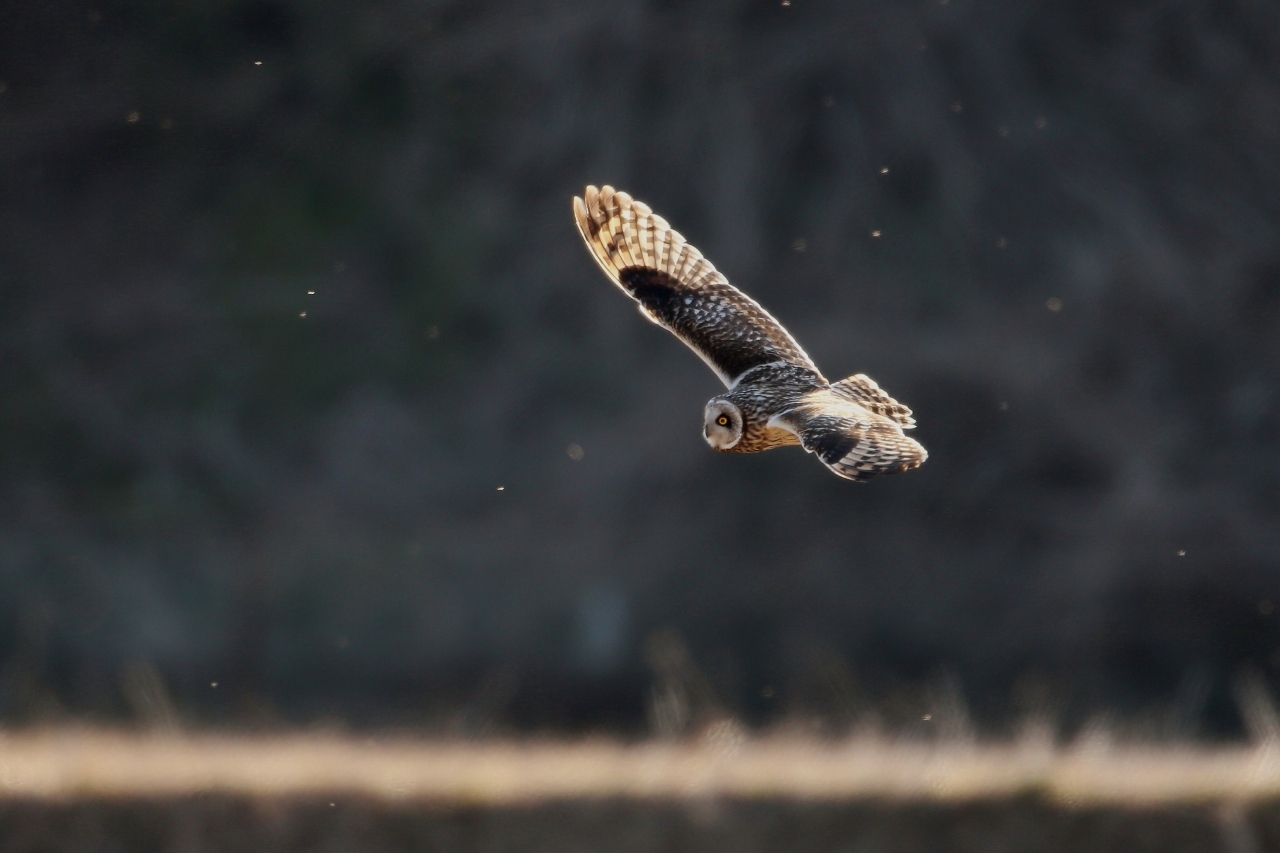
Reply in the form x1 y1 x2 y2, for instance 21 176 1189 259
0 0 1278 733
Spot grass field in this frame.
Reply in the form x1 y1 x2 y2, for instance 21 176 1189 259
0 728 1277 851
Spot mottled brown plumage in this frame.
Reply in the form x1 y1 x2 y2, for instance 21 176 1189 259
573 185 926 481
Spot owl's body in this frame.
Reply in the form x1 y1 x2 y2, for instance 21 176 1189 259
717 362 816 453
573 185 926 481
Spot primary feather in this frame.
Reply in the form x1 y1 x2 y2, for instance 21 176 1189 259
574 185 820 386
774 391 927 481
829 373 917 429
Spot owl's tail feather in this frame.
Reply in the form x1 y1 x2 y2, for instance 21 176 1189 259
829 373 916 429
573 185 728 297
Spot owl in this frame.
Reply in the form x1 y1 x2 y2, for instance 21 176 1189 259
573 185 926 481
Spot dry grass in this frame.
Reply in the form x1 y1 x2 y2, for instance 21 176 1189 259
1 727 1278 806
3 729 1280 852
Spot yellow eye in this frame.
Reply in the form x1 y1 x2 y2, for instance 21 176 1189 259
717 415 729 426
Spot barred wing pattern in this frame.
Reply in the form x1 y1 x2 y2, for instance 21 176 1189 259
573 185 821 387
775 390 927 481
829 373 917 429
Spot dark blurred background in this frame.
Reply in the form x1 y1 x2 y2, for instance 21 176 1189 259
1 0 1278 737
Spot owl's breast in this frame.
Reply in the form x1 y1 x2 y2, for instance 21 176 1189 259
731 423 801 454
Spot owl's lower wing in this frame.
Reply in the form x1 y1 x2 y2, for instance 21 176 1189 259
574 185 821 387
774 392 927 481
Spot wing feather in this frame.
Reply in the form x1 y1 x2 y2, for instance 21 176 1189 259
774 390 927 481
829 373 917 428
574 185 821 386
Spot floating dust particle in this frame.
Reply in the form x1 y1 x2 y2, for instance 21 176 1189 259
870 230 882 238
923 714 933 720
1046 297 1063 312
496 486 504 491
1177 550 1186 556
307 290 315 295
426 326 439 339
254 61 262 66
996 237 1008 249
791 238 807 252
566 443 584 461
951 101 962 113
880 167 890 174
126 111 140 123
210 682 218 688
299 311 307 318
160 118 173 129
1035 116 1048 129
999 401 1009 411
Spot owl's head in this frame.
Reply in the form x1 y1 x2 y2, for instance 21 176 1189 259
703 399 743 450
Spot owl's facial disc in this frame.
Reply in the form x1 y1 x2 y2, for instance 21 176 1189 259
703 399 743 450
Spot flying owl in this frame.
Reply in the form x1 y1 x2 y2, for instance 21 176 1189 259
573 185 926 481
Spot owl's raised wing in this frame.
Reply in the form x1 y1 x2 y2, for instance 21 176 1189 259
574 185 821 387
773 389 927 481
829 373 916 429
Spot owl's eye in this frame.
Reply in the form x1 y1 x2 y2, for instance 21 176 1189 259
716 415 729 427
